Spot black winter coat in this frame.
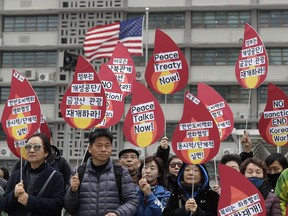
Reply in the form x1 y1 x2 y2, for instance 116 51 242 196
1 162 64 216
163 164 219 216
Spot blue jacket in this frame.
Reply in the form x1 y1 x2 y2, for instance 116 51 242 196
1 162 64 216
136 184 171 216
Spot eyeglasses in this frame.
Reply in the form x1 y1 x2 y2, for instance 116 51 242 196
170 162 183 168
24 143 43 152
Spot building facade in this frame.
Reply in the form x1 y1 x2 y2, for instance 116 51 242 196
0 0 288 171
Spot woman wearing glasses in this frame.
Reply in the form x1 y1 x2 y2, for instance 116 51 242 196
1 133 64 216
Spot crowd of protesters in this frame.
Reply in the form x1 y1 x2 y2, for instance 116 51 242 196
0 129 287 216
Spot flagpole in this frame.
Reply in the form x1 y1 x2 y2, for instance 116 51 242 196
145 7 149 68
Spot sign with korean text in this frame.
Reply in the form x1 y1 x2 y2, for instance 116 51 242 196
124 81 165 147
218 164 266 216
235 23 268 89
258 83 288 146
7 115 51 158
60 55 106 129
172 92 220 164
96 64 124 128
198 83 234 141
145 29 188 94
107 41 136 97
1 69 41 140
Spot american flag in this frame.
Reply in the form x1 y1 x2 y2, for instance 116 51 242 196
84 17 144 61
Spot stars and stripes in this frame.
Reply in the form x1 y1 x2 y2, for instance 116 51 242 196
84 16 144 61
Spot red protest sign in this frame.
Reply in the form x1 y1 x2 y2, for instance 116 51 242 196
218 164 266 216
172 92 220 164
1 69 41 140
198 82 234 141
258 83 288 146
123 81 165 147
96 64 124 128
106 41 136 97
60 55 106 129
235 23 268 89
145 29 188 94
7 115 51 158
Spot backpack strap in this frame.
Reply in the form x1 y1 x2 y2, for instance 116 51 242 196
113 164 123 204
77 163 87 185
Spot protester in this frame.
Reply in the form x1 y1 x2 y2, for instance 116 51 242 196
155 136 170 165
136 155 171 216
64 128 138 216
275 168 288 215
167 155 183 192
12 144 71 189
163 163 219 216
1 133 65 216
265 153 288 192
155 136 183 192
212 153 242 193
241 158 281 215
0 167 9 181
118 148 140 184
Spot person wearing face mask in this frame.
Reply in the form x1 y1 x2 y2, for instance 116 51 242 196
163 163 219 216
240 158 281 216
265 153 288 192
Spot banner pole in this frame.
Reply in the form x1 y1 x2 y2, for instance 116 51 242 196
145 8 149 68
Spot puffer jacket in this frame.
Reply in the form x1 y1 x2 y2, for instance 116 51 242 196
163 163 219 216
265 192 281 216
64 158 139 216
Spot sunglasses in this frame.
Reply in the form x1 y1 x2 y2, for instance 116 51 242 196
24 143 43 152
169 162 183 168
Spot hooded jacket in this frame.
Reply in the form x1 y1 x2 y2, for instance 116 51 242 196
163 163 219 216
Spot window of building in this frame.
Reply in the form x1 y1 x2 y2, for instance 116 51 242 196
127 12 185 29
258 85 288 104
192 11 251 28
259 10 288 27
124 87 185 104
0 87 55 104
2 51 57 68
132 49 154 66
4 15 58 32
191 48 240 66
189 85 249 103
266 48 288 65
33 87 56 104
